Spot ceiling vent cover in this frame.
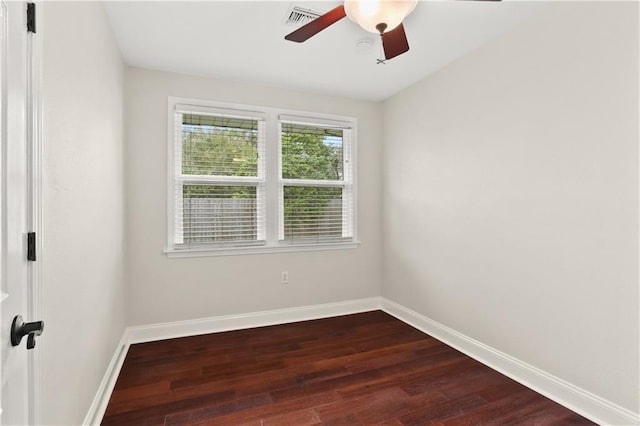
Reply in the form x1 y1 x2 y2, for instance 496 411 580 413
284 5 321 26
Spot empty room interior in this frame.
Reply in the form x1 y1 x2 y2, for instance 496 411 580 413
7 0 639 424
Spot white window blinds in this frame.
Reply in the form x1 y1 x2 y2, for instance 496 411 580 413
173 106 266 247
279 119 353 243
168 98 357 255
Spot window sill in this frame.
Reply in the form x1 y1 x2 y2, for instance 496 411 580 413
164 241 361 258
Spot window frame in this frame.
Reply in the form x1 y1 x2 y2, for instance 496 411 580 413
166 97 359 257
173 105 267 248
278 116 353 244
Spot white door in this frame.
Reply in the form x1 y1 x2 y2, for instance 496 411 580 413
0 1 41 425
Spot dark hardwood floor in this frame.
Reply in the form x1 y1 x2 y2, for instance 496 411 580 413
102 311 595 425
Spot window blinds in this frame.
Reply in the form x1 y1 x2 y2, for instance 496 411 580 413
181 114 260 177
168 100 356 252
174 107 265 247
279 120 353 243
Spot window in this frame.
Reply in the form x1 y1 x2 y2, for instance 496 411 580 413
167 98 357 256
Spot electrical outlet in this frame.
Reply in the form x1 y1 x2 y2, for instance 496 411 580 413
281 271 289 285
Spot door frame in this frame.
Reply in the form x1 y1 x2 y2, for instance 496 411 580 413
0 1 42 423
26 1 43 424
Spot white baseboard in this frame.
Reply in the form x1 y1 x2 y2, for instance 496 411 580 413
82 333 131 426
380 297 640 426
84 296 639 426
83 297 382 425
126 297 382 344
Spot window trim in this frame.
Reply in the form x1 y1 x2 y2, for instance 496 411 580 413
170 103 266 247
166 96 359 257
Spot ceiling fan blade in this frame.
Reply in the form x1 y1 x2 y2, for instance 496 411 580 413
382 23 410 60
285 5 346 43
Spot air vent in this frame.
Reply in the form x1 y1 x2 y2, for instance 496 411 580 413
284 5 321 26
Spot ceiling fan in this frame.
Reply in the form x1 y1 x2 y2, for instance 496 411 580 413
285 0 502 61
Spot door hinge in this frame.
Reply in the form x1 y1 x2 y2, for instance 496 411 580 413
27 232 36 261
27 3 36 33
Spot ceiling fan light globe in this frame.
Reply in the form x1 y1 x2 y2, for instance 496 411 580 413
344 0 417 34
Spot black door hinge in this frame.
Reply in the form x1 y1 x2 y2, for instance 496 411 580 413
27 232 36 261
27 3 36 33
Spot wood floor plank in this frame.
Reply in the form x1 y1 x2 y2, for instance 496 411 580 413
102 311 595 425
182 389 341 425
104 388 236 417
261 408 321 426
397 394 492 425
316 386 447 424
439 390 558 425
163 393 273 426
108 381 171 405
114 366 203 391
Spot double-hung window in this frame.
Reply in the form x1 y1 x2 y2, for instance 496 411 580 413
171 104 266 248
167 98 357 256
279 117 352 244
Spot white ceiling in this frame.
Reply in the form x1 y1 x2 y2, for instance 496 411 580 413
103 1 547 101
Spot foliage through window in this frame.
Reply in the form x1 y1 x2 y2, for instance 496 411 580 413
280 122 350 242
168 100 356 255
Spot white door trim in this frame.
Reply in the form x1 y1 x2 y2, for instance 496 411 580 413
26 1 43 424
0 1 41 423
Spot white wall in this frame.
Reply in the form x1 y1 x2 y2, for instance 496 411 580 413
125 68 383 326
43 2 126 424
383 1 638 416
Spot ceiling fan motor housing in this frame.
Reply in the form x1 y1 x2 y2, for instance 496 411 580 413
344 0 418 34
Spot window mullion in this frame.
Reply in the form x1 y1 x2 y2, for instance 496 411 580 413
178 175 262 185
264 111 280 246
168 110 182 247
256 120 266 241
343 129 353 238
280 179 345 187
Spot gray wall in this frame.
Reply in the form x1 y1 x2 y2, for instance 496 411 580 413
382 2 639 413
125 68 383 326
43 2 126 424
